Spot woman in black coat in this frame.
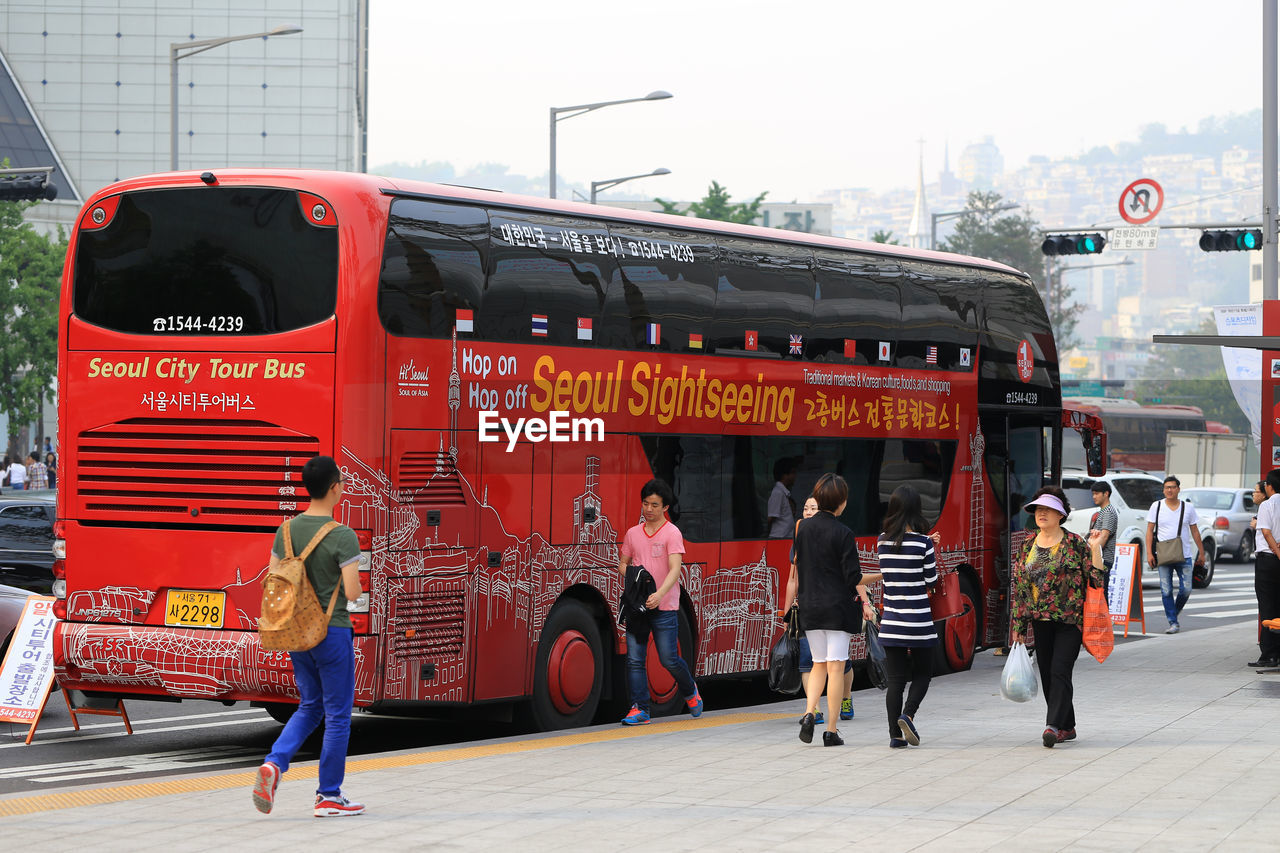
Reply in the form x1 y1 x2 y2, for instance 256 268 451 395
793 473 880 746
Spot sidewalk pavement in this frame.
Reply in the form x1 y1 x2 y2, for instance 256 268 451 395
4 620 1280 852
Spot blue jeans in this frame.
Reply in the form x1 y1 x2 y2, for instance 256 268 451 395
1158 558 1193 625
265 626 354 796
625 609 697 712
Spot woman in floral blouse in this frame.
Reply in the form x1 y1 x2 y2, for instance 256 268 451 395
1011 486 1107 748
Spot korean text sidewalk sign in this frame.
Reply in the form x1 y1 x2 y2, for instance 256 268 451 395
1107 544 1145 637
0 596 58 744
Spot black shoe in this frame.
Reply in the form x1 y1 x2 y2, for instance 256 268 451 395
822 730 844 747
1249 657 1280 668
799 713 815 744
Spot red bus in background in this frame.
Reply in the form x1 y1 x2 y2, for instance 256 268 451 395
1062 397 1207 473
52 171 1085 729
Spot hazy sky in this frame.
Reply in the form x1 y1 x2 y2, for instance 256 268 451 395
367 0 1263 202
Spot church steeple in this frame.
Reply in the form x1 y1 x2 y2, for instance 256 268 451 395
907 140 930 250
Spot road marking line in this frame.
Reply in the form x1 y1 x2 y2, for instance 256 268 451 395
0 717 271 750
0 710 790 817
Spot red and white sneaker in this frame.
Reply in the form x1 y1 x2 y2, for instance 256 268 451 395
314 793 366 817
251 762 280 814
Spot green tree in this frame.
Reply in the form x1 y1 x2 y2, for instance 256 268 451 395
655 181 767 224
0 200 64 455
871 229 900 245
1136 317 1250 432
939 190 1084 351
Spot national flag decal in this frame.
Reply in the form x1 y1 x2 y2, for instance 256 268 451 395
646 323 661 346
745 330 758 351
577 317 592 341
960 347 972 368
926 345 938 365
789 334 803 355
844 339 856 359
532 314 548 336
689 333 703 350
878 341 890 362
456 309 474 334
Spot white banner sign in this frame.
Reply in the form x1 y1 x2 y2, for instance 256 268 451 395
1108 544 1138 620
0 596 57 725
1109 227 1160 250
1215 304 1262 450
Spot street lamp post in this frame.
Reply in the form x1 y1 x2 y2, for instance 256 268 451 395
1049 257 1134 327
590 168 671 204
930 202 1019 250
549 91 672 199
170 24 303 171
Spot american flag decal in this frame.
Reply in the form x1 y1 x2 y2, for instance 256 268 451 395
926 345 938 364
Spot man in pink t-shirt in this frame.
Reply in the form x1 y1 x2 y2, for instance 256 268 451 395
616 478 703 725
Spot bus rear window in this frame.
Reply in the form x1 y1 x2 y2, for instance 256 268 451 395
74 188 338 334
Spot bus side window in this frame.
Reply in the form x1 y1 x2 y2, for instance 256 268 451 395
711 238 814 358
485 212 617 345
601 224 717 352
879 439 957 530
809 251 901 366
638 435 722 542
898 263 980 371
378 199 488 338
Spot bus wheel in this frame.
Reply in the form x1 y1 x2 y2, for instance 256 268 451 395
531 600 604 731
263 702 296 725
942 575 981 672
645 608 696 717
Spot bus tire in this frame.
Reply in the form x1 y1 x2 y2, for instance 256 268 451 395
941 574 981 673
531 600 605 731
263 702 296 725
644 607 697 718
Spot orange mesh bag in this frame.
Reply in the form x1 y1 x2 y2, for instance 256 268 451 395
1081 583 1114 664
259 519 340 652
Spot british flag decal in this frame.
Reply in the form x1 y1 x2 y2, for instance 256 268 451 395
789 334 803 355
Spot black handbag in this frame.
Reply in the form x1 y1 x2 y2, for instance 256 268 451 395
768 605 802 694
864 617 888 691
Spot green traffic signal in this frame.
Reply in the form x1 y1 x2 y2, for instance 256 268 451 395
1041 233 1106 256
1199 229 1263 252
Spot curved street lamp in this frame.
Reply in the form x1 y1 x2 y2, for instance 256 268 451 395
549 91 672 199
170 24 304 170
590 168 671 204
931 202 1019 250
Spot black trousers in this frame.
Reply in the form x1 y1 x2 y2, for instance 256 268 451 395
1031 620 1081 731
884 645 933 738
1256 552 1280 659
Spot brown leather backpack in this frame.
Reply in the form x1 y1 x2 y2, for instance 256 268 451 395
259 519 340 651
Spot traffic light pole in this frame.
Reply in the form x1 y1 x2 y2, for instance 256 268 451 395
1265 0 1277 300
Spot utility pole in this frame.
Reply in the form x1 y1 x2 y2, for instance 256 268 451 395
1266 0 1277 300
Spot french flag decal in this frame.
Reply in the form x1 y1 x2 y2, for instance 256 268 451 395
532 314 548 336
646 323 661 345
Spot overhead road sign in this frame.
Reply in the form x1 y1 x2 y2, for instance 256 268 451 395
1109 227 1159 250
1119 178 1163 225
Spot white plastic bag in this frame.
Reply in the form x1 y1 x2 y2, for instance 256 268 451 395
999 642 1039 703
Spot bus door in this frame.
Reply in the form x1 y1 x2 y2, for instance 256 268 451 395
472 436 540 702
980 413 1054 646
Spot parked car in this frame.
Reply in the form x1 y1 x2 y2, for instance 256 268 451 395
0 582 35 663
1183 487 1258 563
0 496 55 595
1061 470 1218 588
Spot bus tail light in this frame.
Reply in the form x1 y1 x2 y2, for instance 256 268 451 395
52 536 67 618
1214 516 1230 530
348 529 372 634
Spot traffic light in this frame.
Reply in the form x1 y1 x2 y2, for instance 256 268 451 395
1041 233 1106 255
0 168 57 202
1198 229 1263 252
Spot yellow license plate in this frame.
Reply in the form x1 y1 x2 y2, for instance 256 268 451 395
164 589 226 628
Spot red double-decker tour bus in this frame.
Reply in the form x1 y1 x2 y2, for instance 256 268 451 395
52 170 1092 729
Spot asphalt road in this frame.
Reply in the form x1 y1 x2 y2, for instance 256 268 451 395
0 559 1261 796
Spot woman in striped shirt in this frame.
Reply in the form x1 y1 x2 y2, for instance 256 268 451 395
877 484 939 748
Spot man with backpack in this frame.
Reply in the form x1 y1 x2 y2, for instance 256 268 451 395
252 455 365 818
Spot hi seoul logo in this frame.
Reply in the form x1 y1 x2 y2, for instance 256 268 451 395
478 411 604 452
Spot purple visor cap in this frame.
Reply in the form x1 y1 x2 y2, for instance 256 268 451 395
1024 494 1067 517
